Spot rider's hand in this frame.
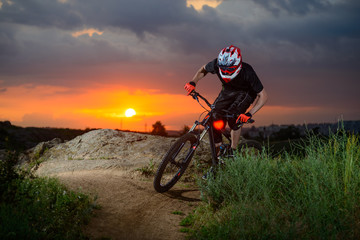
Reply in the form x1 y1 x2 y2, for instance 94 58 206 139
184 81 196 95
236 112 252 123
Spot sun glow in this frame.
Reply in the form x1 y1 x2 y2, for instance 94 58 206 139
125 108 136 118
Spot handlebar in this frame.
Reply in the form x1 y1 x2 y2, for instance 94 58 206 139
189 90 255 124
190 90 212 108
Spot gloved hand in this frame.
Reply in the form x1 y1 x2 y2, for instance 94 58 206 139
236 112 252 123
184 81 196 95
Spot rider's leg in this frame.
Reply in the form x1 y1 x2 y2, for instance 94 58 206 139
227 92 254 150
214 133 223 156
230 127 242 149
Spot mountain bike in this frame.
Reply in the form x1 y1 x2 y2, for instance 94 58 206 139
153 90 262 193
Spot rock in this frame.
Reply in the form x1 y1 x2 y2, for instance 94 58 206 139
18 138 63 165
18 129 212 176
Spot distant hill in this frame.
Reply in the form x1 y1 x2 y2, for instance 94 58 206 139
243 120 360 140
0 121 90 150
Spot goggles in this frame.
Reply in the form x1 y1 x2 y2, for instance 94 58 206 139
219 65 238 74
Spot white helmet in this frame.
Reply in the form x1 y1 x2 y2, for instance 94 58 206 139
218 45 242 82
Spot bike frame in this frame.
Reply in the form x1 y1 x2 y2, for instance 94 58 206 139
188 91 233 166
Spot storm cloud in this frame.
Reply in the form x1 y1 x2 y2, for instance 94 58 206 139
0 0 359 120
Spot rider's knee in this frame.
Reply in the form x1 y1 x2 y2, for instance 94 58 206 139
228 118 242 131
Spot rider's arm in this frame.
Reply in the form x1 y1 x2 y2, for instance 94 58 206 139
191 64 208 84
248 89 268 116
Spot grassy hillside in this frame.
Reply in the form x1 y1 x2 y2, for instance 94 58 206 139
187 129 360 239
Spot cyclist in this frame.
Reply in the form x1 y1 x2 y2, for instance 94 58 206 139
184 45 268 155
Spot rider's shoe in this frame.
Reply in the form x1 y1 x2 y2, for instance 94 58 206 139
218 144 235 160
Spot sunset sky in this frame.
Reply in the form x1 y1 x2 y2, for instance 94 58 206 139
0 0 359 131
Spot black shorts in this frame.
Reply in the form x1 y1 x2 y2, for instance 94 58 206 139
213 89 255 143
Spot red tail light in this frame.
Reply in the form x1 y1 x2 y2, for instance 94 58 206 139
213 120 225 130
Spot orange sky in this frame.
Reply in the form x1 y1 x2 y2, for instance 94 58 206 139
0 84 207 131
1 83 346 131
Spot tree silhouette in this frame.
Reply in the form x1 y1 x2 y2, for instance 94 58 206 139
180 125 190 136
151 121 168 136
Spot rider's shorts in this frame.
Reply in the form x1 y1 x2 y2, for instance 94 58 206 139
213 89 255 144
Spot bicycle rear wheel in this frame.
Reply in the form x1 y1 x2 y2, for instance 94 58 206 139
238 140 262 155
153 133 197 193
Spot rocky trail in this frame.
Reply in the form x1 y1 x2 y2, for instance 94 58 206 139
56 169 200 240
20 129 208 240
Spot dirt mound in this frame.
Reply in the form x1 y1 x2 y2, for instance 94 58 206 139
23 129 178 175
20 129 211 176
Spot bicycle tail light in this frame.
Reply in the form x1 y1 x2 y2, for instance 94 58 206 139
213 120 225 130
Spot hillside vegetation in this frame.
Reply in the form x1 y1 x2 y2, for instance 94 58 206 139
187 129 360 239
0 152 97 239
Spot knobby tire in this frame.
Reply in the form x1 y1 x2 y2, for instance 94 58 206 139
153 133 197 193
238 140 262 153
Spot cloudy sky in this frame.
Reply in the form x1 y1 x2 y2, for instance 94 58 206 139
0 0 359 131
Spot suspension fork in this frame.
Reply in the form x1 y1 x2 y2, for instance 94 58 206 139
189 118 218 166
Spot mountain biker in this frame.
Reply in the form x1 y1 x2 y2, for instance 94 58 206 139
184 45 268 154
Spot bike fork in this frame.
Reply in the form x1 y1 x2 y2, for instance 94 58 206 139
189 123 217 166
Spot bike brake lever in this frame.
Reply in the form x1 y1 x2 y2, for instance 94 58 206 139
235 118 255 125
191 91 198 101
247 119 255 123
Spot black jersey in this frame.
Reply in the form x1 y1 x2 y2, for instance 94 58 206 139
205 58 263 98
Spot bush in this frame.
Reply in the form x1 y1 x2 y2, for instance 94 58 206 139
191 130 360 239
0 152 96 240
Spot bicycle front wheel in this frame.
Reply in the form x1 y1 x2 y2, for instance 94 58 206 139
153 133 197 193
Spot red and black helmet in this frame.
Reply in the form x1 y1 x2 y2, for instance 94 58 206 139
218 45 242 82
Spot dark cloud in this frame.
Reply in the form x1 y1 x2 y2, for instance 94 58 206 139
0 0 82 29
253 0 334 16
0 0 197 34
0 23 18 56
0 0 359 116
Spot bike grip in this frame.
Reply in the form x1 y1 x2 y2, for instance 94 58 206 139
247 119 255 123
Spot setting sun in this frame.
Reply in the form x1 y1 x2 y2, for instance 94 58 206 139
125 108 136 118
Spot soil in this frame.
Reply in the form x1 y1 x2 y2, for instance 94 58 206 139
22 129 207 239
53 169 201 240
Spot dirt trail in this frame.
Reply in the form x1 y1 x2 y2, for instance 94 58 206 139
54 169 201 240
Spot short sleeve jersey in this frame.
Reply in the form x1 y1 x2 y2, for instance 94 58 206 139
205 58 263 98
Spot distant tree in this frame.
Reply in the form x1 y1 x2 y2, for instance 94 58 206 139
151 121 168 136
180 125 190 136
272 125 301 141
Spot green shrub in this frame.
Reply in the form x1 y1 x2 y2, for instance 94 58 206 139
0 151 96 240
191 130 360 239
